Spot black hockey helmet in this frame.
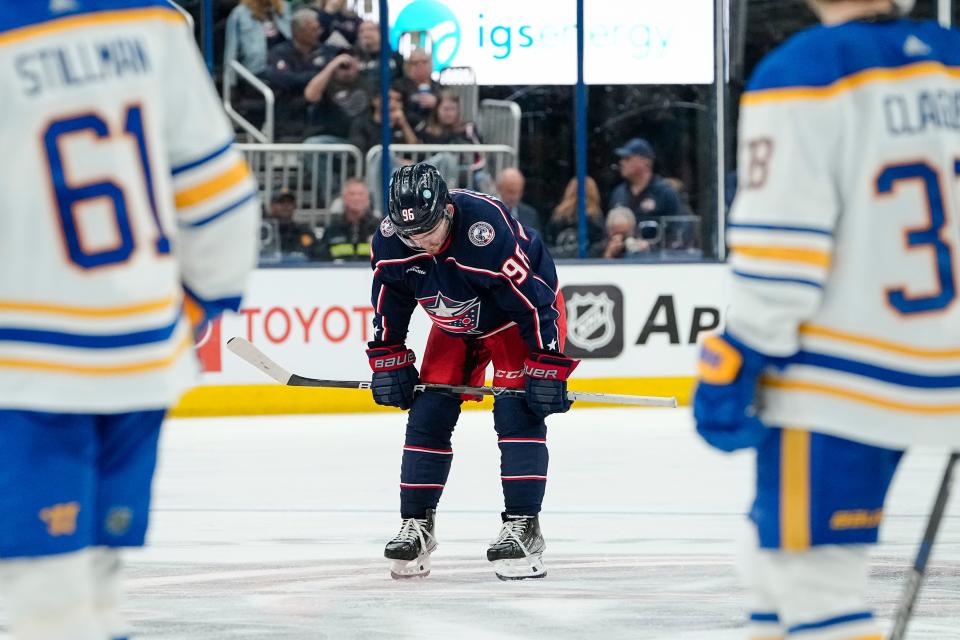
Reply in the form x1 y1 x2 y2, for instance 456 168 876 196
387 163 450 239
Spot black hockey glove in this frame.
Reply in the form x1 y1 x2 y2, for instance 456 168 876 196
523 351 580 418
366 343 419 410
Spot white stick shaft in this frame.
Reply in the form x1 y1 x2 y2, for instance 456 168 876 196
568 391 677 408
226 337 293 384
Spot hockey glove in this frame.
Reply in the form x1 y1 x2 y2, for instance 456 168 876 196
367 343 419 410
523 351 580 418
693 332 771 452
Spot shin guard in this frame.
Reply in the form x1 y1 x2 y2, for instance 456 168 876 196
400 392 461 518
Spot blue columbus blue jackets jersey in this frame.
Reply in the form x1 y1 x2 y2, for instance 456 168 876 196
726 17 960 448
371 189 562 351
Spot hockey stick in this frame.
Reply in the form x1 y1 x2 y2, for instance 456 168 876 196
889 451 960 640
226 336 678 408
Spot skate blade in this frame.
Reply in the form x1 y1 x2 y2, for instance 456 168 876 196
492 555 546 581
389 555 432 580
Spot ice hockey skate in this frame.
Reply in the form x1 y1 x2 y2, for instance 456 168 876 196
384 509 438 579
487 513 546 580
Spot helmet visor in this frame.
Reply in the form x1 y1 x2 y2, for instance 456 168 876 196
397 215 449 250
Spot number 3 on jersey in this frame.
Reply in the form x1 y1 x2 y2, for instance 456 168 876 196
876 161 960 315
43 104 169 270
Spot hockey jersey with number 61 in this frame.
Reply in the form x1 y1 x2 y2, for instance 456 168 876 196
727 17 960 448
0 1 259 413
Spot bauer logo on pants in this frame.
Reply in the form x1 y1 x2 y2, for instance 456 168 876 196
561 285 623 359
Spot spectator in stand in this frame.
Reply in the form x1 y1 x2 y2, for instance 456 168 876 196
495 168 541 234
544 177 606 258
262 9 338 139
265 191 325 259
355 20 404 91
303 51 370 141
348 88 419 154
317 0 362 46
392 48 441 129
609 137 685 225
322 179 380 261
224 0 291 77
602 206 649 259
415 91 481 145
416 91 489 189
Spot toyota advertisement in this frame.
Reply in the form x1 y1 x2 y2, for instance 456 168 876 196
182 264 727 414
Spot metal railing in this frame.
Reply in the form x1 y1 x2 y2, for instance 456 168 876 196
223 60 275 143
364 143 518 209
238 143 364 227
635 214 704 259
479 100 521 153
438 66 480 124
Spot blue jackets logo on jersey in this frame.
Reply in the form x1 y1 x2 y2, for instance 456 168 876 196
468 221 495 247
420 292 481 333
380 217 396 237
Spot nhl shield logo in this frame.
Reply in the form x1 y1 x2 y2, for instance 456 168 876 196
468 221 495 247
566 292 616 352
380 217 396 237
560 285 625 359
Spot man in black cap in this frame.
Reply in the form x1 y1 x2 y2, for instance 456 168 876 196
608 137 685 232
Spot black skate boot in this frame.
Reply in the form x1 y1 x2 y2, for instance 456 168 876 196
384 509 437 579
486 512 546 580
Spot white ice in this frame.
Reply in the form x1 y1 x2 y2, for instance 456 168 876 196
3 408 960 639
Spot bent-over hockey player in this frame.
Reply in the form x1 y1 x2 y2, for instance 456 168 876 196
368 163 578 580
694 0 960 638
0 2 259 638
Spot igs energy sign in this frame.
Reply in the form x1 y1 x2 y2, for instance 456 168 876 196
389 0 715 86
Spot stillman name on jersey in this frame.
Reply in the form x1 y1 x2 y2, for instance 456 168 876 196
15 37 151 96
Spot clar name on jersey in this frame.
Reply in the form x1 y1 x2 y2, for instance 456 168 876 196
883 89 960 135
15 37 150 98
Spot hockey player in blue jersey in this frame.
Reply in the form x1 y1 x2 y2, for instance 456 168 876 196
694 0 960 638
367 163 578 580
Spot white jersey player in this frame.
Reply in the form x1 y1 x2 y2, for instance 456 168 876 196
0 2 258 639
694 0 960 638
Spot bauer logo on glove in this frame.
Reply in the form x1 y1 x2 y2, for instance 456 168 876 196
522 364 561 379
371 350 416 371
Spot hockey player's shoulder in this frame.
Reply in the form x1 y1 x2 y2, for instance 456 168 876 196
371 217 410 261
450 189 514 235
747 25 844 94
0 0 187 36
450 189 516 245
374 216 399 243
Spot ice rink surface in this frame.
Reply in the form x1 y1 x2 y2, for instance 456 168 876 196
4 408 960 639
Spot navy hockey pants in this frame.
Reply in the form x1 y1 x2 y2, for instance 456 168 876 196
399 324 558 518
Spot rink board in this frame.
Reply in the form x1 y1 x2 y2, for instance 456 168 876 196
173 263 727 416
